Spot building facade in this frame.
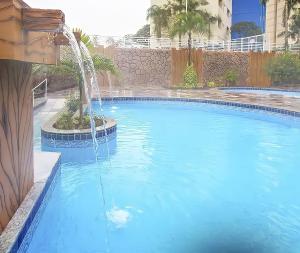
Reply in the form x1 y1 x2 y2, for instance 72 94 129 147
150 0 232 41
265 0 300 46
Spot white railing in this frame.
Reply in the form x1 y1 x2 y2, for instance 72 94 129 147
92 34 300 53
32 78 48 108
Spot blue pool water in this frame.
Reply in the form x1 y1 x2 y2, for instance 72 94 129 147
222 88 300 98
23 101 300 253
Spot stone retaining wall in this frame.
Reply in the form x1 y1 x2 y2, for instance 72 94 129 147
112 49 250 87
202 52 249 86
35 48 266 91
113 48 171 87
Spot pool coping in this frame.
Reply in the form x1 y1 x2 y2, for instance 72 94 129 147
0 153 61 253
219 87 300 93
100 96 300 117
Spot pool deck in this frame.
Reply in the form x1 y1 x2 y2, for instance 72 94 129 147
98 87 300 113
0 99 65 253
0 152 61 253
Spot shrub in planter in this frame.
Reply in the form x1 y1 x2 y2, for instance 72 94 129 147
265 53 300 84
224 70 238 86
183 65 198 88
65 95 80 113
53 112 74 130
73 115 105 129
54 113 105 130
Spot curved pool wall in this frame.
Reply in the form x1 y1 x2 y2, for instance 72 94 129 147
41 113 117 148
220 87 300 97
16 97 300 253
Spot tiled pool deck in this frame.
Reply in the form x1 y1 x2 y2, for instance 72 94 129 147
98 87 300 113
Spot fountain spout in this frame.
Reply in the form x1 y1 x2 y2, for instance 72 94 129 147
0 0 65 64
54 31 82 46
22 8 65 32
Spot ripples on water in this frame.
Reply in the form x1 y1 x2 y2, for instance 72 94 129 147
24 101 300 253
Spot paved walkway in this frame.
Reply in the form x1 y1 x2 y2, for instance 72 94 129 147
96 87 300 113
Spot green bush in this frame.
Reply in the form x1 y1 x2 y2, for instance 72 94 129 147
207 81 224 88
183 65 198 88
65 95 80 113
265 53 300 84
54 113 105 130
224 70 238 86
53 112 74 130
207 81 216 88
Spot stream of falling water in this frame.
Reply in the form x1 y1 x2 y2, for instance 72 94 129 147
63 25 111 253
79 42 112 163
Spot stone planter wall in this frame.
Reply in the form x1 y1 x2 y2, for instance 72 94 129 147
41 112 117 148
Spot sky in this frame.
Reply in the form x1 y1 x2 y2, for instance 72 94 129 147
26 0 263 36
26 0 150 36
233 0 264 27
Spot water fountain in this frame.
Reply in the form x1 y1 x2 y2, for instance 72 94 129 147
0 5 114 253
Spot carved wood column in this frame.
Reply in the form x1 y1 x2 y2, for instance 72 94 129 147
0 60 34 233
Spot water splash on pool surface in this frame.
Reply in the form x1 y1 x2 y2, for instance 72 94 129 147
106 207 131 228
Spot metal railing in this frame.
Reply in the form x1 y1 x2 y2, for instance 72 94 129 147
32 78 48 108
92 34 300 53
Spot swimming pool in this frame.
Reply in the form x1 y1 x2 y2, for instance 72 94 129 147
22 100 300 253
221 88 300 98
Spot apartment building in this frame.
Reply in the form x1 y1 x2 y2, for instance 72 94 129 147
265 0 300 45
150 0 232 41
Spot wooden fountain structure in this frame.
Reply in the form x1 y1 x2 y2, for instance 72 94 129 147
0 0 78 233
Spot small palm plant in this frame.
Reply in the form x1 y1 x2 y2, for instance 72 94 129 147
34 30 118 128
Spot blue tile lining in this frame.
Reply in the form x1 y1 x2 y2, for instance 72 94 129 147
9 158 61 253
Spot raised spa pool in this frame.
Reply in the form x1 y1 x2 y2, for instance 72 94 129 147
21 100 300 253
221 88 300 98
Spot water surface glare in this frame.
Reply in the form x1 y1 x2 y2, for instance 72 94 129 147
23 101 300 253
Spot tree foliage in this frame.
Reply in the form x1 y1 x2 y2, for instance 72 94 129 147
147 5 170 37
280 10 300 43
147 0 216 40
34 29 118 127
231 22 262 38
169 12 208 65
135 24 150 37
265 53 300 84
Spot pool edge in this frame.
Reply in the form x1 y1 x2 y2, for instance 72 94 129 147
99 96 300 118
0 154 61 253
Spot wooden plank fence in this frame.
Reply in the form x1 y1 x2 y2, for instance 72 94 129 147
171 48 203 87
248 52 274 87
170 49 274 87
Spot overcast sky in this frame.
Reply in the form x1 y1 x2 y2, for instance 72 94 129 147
26 0 150 36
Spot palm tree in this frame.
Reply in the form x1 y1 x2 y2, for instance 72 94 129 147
34 32 117 127
147 5 170 38
280 10 300 51
204 14 219 40
288 12 300 43
169 12 208 65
